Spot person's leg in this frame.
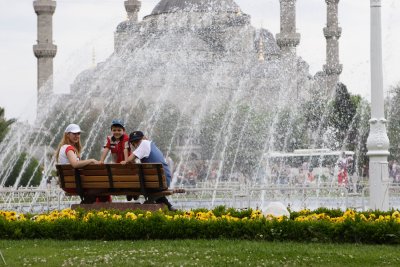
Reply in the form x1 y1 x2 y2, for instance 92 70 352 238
126 195 139 201
96 195 112 202
81 195 96 204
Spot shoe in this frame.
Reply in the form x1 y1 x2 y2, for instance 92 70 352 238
156 196 177 211
127 195 140 201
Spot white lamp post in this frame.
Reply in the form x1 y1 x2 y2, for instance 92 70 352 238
366 0 390 211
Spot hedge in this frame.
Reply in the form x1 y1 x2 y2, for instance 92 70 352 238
1 207 399 244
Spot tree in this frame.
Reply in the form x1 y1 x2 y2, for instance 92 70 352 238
4 153 42 187
301 84 333 148
199 104 271 179
387 84 400 161
327 83 358 150
0 107 16 143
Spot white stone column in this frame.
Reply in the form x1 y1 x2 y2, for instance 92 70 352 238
276 0 300 57
125 0 141 22
323 0 342 93
115 1 141 53
33 0 57 120
367 0 390 211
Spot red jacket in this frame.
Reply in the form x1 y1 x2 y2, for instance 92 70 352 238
104 133 131 163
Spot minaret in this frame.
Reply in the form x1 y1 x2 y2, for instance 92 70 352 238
125 0 141 22
115 1 141 53
276 0 301 57
33 0 57 117
323 0 342 93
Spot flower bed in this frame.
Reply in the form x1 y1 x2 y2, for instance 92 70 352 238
1 207 399 244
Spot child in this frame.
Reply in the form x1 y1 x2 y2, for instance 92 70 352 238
121 131 176 211
99 119 131 164
98 119 130 203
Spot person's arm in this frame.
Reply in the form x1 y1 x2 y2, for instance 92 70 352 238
99 147 110 164
120 153 136 165
123 148 129 162
67 150 99 168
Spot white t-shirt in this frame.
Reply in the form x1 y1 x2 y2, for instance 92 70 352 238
132 140 151 160
58 145 79 164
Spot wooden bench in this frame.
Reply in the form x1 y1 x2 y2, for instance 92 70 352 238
56 163 182 204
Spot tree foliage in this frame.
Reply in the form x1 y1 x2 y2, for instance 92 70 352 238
0 107 16 143
4 153 42 187
387 84 400 161
327 83 359 149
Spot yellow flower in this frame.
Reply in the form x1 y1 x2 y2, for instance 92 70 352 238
83 212 95 222
173 214 182 220
125 212 137 220
112 214 122 220
392 211 400 219
360 214 368 221
184 211 194 218
377 215 385 222
277 216 284 222
299 209 311 215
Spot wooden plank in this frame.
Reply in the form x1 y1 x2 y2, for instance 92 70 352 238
63 176 75 183
57 164 163 174
64 181 165 189
77 166 161 176
60 170 75 176
57 165 74 170
79 169 109 176
63 175 163 183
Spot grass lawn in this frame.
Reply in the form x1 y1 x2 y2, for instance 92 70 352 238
0 239 399 266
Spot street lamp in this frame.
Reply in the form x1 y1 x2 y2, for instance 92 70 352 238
366 0 390 211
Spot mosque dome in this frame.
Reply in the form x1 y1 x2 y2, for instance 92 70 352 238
150 0 241 16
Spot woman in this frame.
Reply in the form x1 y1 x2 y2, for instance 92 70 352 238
56 123 105 203
56 123 99 167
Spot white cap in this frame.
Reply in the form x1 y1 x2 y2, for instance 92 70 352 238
64 124 82 133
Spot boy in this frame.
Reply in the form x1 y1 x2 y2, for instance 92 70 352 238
121 131 176 211
97 119 130 203
99 119 131 164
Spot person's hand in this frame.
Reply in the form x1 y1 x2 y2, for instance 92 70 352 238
99 161 104 165
120 161 127 165
91 159 100 165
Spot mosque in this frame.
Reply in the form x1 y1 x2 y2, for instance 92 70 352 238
33 0 342 120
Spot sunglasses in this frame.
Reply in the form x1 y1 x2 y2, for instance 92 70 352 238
69 132 81 136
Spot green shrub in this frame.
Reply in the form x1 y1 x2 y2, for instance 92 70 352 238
1 208 399 244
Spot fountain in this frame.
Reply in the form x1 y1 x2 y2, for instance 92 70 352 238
0 0 399 212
